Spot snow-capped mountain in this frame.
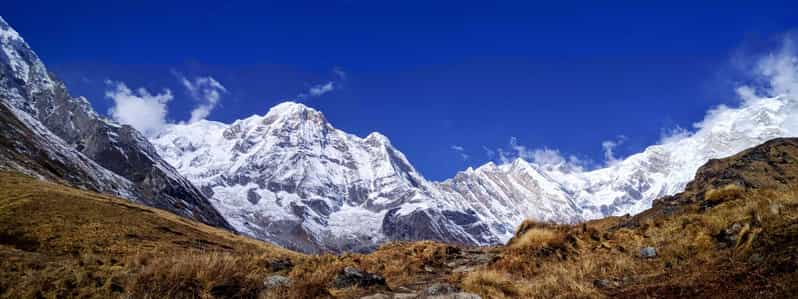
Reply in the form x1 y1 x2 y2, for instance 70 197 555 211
154 79 798 252
0 17 231 229
152 102 498 252
4 13 795 254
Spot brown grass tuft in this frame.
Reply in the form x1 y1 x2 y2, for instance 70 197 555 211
126 252 267 299
462 270 529 299
704 184 744 205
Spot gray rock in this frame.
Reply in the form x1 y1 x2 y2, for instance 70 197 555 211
429 292 482 299
593 279 617 289
263 275 291 289
717 223 744 246
268 259 293 272
425 282 459 295
640 246 657 258
749 253 765 263
334 266 386 288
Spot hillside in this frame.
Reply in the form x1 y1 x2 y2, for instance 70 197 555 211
0 171 296 298
2 138 798 298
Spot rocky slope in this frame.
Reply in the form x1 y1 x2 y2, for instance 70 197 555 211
0 17 230 229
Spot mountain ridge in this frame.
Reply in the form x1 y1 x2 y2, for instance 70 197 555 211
152 88 796 252
0 16 231 229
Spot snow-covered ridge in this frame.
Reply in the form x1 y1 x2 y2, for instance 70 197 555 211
0 16 231 229
154 60 798 252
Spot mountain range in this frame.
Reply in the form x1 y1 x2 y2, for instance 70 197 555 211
2 16 796 253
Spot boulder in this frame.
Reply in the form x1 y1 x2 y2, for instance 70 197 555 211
334 266 386 288
268 258 294 272
640 246 657 258
429 292 482 299
263 275 292 289
425 282 459 295
360 294 391 299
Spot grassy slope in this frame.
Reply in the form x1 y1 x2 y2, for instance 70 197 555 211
0 171 298 298
464 139 798 298
1 138 798 299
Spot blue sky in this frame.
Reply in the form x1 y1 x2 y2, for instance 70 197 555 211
4 1 797 180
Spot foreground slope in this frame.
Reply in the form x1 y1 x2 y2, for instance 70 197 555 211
0 171 296 298
2 137 797 298
0 17 230 229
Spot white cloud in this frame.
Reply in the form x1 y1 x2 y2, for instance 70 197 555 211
333 67 347 80
451 145 469 160
308 81 335 97
105 80 172 137
297 68 347 99
486 35 798 177
482 146 496 159
491 137 586 171
601 135 626 165
177 75 228 123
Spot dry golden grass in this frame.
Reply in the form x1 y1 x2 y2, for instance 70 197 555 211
462 270 530 299
0 171 298 299
704 184 744 205
126 252 268 299
508 227 563 249
465 181 798 298
3 157 798 299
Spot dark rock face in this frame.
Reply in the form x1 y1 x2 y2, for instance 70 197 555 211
0 17 230 230
382 208 495 246
0 103 131 194
333 267 386 289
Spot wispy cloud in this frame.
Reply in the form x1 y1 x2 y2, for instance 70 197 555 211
482 146 496 159
490 137 587 171
451 145 469 160
482 35 798 175
297 68 347 99
307 81 335 97
176 74 228 123
105 80 173 137
601 135 626 166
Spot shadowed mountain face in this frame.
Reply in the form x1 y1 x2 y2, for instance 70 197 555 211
0 17 230 230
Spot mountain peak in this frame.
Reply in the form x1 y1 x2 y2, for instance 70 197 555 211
0 16 22 42
266 101 320 117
